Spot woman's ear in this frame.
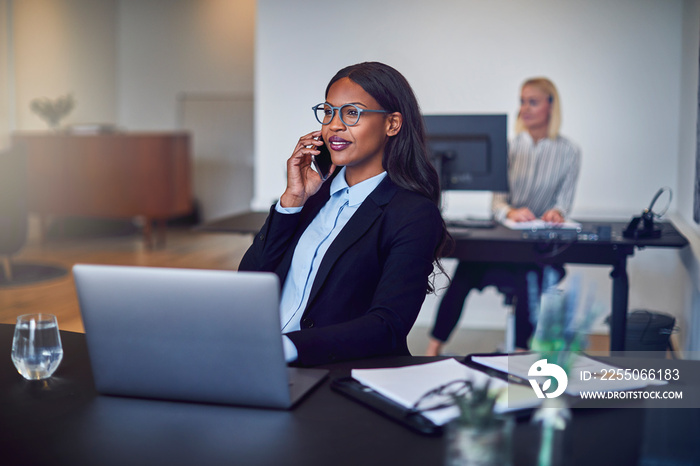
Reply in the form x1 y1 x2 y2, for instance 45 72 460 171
386 112 402 137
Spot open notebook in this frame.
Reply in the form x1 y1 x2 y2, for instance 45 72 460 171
349 359 541 427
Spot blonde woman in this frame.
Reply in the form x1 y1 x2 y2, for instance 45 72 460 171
427 77 581 356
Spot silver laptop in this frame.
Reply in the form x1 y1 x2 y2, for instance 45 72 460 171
73 264 327 409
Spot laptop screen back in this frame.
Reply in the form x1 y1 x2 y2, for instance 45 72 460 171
73 265 295 408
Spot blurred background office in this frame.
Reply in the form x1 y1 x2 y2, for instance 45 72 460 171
1 0 699 354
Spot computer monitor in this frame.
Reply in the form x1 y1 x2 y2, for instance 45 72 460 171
423 114 508 192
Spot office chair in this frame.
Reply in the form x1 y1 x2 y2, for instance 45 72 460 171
0 145 67 286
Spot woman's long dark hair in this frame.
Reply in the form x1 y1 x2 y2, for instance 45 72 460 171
325 62 453 292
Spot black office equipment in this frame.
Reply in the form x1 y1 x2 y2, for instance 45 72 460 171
596 225 612 241
624 310 676 354
623 187 672 239
446 217 497 229
423 114 508 192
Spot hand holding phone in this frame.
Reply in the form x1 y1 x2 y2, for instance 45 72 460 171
280 132 333 209
312 137 334 181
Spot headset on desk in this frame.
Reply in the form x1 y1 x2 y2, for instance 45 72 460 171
623 187 672 239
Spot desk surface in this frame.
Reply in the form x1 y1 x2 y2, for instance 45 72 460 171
1 325 698 466
198 212 688 253
447 220 688 265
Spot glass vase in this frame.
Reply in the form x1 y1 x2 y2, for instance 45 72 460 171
444 419 512 466
532 398 572 466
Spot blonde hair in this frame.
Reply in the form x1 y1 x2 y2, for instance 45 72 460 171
514 77 561 140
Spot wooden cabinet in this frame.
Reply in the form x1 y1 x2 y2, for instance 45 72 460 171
13 132 193 247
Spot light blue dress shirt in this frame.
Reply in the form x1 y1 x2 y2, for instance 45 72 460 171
276 167 387 361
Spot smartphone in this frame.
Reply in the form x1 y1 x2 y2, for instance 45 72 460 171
312 137 333 181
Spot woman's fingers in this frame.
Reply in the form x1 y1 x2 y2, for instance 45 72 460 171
281 131 326 208
295 130 323 151
507 207 536 222
541 209 564 223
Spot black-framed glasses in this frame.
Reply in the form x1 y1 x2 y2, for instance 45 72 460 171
312 103 388 127
408 379 473 415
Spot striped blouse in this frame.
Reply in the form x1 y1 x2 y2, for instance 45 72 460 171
491 131 581 221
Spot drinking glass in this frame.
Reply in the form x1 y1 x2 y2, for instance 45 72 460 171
11 313 64 380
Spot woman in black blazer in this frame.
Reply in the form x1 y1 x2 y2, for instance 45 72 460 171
239 62 451 366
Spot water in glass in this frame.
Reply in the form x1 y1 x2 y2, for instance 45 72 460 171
11 314 63 380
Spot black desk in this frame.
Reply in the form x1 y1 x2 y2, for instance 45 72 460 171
199 213 689 352
3 326 439 466
1 325 698 466
446 221 688 351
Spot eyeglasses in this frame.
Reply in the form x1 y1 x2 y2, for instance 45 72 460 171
312 103 388 127
408 379 473 415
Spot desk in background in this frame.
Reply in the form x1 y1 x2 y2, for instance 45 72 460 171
200 213 689 351
0 325 698 466
446 221 688 351
12 132 193 248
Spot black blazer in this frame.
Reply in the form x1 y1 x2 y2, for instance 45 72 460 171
239 176 443 366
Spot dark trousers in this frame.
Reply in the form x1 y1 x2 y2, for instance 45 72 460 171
430 262 564 349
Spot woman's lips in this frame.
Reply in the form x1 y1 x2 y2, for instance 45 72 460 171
328 136 350 151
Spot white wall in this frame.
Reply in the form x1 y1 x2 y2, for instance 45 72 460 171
116 0 256 221
674 0 700 352
256 0 683 215
677 0 700 226
7 0 256 133
0 0 11 149
257 0 697 346
180 95 255 221
13 0 117 130
116 0 255 130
